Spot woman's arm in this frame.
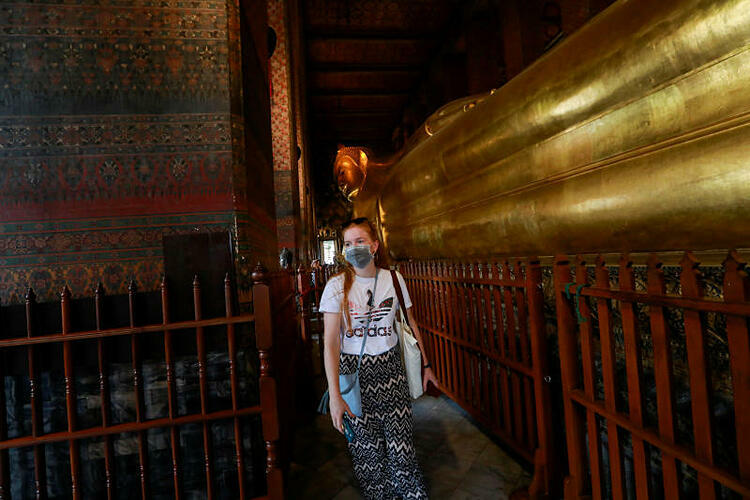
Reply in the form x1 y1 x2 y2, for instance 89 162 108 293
323 311 351 433
405 307 440 392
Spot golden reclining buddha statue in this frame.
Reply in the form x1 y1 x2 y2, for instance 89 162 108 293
334 0 750 261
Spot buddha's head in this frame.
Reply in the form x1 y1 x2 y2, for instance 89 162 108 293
334 146 369 200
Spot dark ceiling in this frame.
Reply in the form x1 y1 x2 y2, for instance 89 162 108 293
302 0 464 153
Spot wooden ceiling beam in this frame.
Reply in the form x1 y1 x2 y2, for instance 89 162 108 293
309 63 423 72
306 32 439 41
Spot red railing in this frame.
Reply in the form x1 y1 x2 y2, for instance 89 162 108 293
555 251 750 499
399 259 557 498
0 265 285 500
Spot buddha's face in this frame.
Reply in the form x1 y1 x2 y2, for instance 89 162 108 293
334 147 368 200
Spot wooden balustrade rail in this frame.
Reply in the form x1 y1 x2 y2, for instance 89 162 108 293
0 266 284 500
555 251 750 500
399 259 557 498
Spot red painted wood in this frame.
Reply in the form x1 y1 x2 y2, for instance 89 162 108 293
0 272 283 499
619 256 651 500
526 258 557 498
576 257 603 500
252 268 284 500
723 252 750 498
128 281 150 499
575 287 750 316
0 315 254 349
554 255 587 500
161 278 182 499
567 389 750 498
492 274 506 358
193 276 215 499
646 255 681 499
25 289 48 500
483 266 494 353
94 284 115 500
503 261 518 362
0 331 8 500
0 407 261 451
225 275 246 500
516 262 535 448
680 253 717 500
60 287 81 500
594 257 625 500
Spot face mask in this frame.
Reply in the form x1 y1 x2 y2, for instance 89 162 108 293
344 245 374 269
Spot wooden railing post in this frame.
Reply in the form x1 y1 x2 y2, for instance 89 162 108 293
25 288 47 500
94 283 116 500
526 258 557 498
60 286 81 500
0 299 8 500
128 280 150 499
554 255 587 500
646 255 680 498
252 263 284 500
159 277 182 499
681 253 717 499
193 276 215 499
724 252 750 498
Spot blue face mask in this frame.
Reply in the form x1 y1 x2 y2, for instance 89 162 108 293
344 245 374 269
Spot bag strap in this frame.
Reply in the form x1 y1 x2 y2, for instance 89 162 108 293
390 269 411 328
340 269 379 395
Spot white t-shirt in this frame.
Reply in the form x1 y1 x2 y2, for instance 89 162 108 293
318 268 412 355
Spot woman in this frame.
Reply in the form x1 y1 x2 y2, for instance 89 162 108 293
319 217 438 499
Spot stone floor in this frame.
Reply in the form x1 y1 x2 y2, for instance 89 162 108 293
287 395 532 499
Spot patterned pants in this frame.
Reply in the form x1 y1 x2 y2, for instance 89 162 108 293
340 344 429 500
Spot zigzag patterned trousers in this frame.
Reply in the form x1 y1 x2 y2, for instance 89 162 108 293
340 344 428 499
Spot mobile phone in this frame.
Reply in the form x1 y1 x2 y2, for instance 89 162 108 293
342 416 356 443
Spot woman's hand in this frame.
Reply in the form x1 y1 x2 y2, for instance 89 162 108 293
329 394 353 434
422 366 439 393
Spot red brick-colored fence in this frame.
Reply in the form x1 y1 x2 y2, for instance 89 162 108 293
0 265 286 500
555 252 750 500
399 259 557 498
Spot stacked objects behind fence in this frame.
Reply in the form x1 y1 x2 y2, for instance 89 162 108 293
0 274 278 500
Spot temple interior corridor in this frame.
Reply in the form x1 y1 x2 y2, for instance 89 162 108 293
1 0 750 498
288 395 532 499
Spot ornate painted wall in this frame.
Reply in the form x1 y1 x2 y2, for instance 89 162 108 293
0 0 278 304
267 0 302 259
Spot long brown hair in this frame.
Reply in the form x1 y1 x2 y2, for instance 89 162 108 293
336 217 379 329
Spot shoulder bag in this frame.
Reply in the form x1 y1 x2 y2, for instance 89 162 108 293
391 269 424 399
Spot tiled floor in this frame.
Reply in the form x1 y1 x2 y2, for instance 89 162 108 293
288 395 532 499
